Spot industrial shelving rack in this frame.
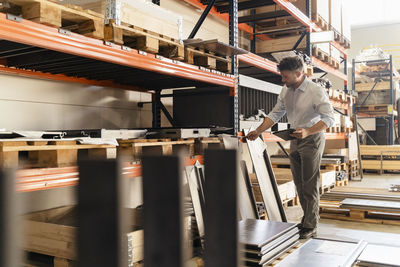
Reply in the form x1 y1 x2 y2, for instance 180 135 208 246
183 0 350 140
0 0 353 192
352 55 399 145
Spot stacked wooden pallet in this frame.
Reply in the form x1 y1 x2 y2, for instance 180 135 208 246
0 0 232 73
360 145 400 173
0 140 116 168
320 187 400 226
117 137 222 161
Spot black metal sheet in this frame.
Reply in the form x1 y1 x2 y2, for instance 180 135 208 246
142 155 184 267
184 39 248 57
239 219 297 250
0 169 20 267
204 149 239 267
244 234 299 266
77 159 128 267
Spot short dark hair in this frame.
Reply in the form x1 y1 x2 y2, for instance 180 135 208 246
277 56 304 72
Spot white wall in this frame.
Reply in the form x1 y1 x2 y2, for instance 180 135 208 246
0 73 156 130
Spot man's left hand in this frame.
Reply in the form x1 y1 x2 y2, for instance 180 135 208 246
291 128 310 139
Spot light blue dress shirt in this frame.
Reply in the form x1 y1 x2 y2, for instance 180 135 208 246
266 78 335 129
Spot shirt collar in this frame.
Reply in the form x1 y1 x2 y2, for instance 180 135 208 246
289 76 308 92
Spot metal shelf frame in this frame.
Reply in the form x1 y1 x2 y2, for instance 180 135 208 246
352 56 397 145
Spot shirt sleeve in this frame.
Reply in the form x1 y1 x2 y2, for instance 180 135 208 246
313 86 335 128
266 90 287 123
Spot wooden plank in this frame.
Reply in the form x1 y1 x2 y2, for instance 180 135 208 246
256 35 306 54
355 81 391 92
361 160 400 170
360 145 400 156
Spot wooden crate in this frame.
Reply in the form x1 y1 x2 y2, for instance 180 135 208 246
0 140 116 168
23 206 144 265
194 137 223 155
117 138 195 160
1 0 104 39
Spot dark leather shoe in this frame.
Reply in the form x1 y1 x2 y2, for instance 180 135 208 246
299 228 317 239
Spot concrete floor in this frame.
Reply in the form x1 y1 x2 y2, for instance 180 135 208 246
285 173 400 247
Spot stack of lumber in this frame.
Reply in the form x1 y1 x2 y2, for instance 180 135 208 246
320 186 400 225
23 206 144 266
360 145 400 172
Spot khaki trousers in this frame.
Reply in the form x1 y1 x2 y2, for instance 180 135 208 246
289 132 325 229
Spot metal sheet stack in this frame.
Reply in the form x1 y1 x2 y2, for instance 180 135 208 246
357 244 400 267
239 219 299 266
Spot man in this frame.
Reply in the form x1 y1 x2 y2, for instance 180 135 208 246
246 56 334 239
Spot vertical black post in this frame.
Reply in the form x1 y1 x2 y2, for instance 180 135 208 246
229 0 239 135
78 159 128 267
389 55 394 145
142 156 184 267
305 0 312 57
152 90 162 128
204 149 238 267
344 57 348 93
250 9 256 53
0 169 19 267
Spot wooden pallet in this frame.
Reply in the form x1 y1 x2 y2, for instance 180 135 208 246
185 47 231 73
194 137 223 155
320 200 400 226
267 242 303 266
104 20 185 60
320 183 335 195
314 14 329 31
0 140 116 168
24 206 144 266
356 104 395 115
335 178 349 187
313 47 329 63
1 0 104 39
282 196 300 208
24 252 76 267
117 138 195 160
326 126 342 133
341 37 350 49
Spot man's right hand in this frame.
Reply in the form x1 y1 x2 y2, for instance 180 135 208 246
246 130 261 141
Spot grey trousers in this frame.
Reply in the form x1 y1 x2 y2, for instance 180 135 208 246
289 132 325 229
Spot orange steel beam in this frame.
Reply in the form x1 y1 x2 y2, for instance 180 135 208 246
16 156 205 192
182 0 271 41
0 13 235 89
312 56 348 82
238 53 280 75
0 66 148 92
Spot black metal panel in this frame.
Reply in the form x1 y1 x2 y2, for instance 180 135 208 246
142 155 184 267
173 87 233 128
0 169 19 267
78 159 127 267
204 149 238 267
239 86 287 122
